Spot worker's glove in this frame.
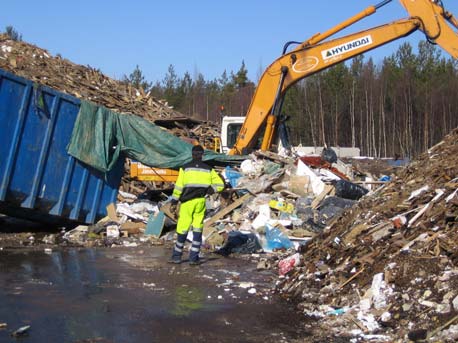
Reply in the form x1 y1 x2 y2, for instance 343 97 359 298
170 199 178 215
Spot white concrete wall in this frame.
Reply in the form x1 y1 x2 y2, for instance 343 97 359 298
292 146 361 158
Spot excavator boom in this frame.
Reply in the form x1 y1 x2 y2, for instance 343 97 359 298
400 0 458 57
229 0 458 155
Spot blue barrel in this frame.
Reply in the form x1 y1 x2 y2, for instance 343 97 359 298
0 68 124 225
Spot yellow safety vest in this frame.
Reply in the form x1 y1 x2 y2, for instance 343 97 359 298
172 160 224 202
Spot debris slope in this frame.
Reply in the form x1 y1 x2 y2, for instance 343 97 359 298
0 34 180 120
277 128 458 341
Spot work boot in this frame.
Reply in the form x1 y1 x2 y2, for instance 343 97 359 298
168 258 182 264
171 233 187 264
189 231 202 264
189 260 202 266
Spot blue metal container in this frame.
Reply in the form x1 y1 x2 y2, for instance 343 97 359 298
0 68 124 225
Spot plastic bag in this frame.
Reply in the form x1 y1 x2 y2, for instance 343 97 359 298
321 147 337 164
264 224 293 251
334 180 368 200
318 196 356 222
269 199 295 214
215 231 262 256
278 253 301 276
224 166 242 188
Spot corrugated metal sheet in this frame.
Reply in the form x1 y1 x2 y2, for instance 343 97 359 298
0 68 124 225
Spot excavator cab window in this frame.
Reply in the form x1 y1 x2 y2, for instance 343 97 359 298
226 123 243 149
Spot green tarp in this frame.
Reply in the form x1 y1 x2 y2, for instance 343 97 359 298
67 100 244 173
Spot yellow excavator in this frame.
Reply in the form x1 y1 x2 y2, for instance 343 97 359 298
132 0 458 184
229 0 458 155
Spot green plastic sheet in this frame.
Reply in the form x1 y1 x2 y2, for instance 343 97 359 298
67 100 244 172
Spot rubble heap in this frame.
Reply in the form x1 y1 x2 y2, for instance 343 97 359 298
276 128 458 341
0 34 180 120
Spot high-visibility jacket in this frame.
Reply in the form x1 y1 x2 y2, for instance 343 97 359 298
172 159 224 203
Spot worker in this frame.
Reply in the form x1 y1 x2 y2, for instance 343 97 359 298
169 145 225 265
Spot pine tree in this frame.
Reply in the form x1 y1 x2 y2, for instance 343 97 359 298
231 61 249 89
122 65 152 91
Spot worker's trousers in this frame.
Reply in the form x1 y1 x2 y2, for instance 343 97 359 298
172 197 205 262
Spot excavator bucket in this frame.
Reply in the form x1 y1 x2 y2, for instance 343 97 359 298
400 0 458 58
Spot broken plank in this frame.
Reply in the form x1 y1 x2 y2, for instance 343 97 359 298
204 193 253 229
311 184 335 209
338 267 365 289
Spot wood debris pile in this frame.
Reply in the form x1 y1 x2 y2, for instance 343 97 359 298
0 34 181 120
276 128 458 341
152 117 222 149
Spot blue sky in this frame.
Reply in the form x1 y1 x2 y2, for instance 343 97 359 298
2 0 458 83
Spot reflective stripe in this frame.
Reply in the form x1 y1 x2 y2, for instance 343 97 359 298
192 241 201 246
191 226 203 233
174 246 183 253
191 247 200 252
212 184 224 192
176 241 184 247
184 167 211 173
174 185 183 191
184 183 212 188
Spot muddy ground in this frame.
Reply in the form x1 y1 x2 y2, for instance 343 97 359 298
0 245 314 343
0 215 335 343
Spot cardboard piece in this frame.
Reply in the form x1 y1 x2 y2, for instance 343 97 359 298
106 203 118 222
120 221 146 234
289 175 311 196
145 211 166 237
296 160 325 196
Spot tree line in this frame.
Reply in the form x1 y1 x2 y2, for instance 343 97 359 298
126 41 458 159
5 23 454 158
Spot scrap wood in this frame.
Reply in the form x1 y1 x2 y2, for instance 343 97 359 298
0 34 198 145
311 184 335 209
106 203 118 222
354 252 377 265
354 181 388 185
408 203 431 228
338 267 366 289
366 221 392 236
427 314 458 340
343 223 370 245
254 151 294 165
274 129 458 339
203 193 253 229
347 314 368 333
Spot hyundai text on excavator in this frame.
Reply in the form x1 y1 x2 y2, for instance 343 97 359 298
228 0 458 155
131 0 458 185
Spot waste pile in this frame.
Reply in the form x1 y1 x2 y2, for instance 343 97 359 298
0 34 180 120
10 144 375 256
153 117 222 150
273 128 458 342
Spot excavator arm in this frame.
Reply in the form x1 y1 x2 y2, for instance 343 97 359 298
229 0 458 155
